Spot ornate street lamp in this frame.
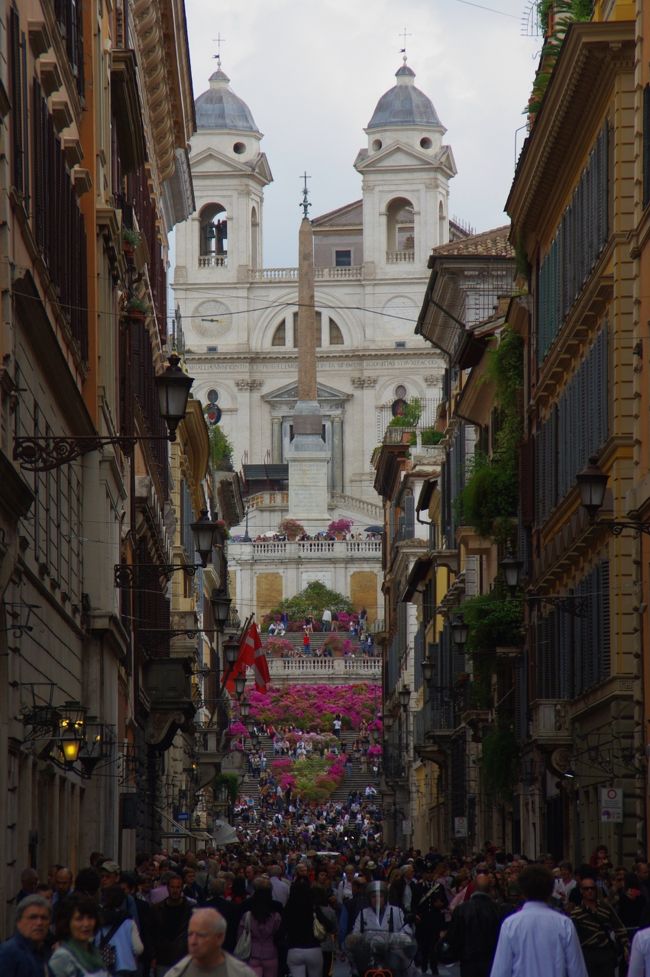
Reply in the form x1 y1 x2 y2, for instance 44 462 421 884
451 615 469 648
234 675 246 698
57 701 87 767
78 718 113 778
421 656 435 685
576 456 650 535
155 352 194 442
224 637 240 667
576 455 609 520
239 698 250 719
399 686 411 711
383 713 395 732
501 551 523 594
210 588 232 632
191 510 222 568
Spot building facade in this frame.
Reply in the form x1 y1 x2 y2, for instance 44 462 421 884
0 0 202 929
507 4 639 861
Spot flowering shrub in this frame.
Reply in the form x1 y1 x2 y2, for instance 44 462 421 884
249 683 381 731
367 743 383 756
265 637 294 656
328 518 353 534
279 774 296 790
227 721 247 736
271 757 293 770
368 719 383 732
279 518 305 538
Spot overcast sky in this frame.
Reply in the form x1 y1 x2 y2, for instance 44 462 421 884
184 0 541 267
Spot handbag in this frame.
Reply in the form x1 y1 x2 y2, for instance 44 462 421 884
234 912 252 960
313 910 327 942
98 919 122 974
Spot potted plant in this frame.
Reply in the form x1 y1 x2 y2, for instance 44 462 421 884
328 517 353 539
122 226 141 256
278 518 305 541
125 296 150 322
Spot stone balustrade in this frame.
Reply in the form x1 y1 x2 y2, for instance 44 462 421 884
240 539 382 558
249 266 363 282
267 656 381 683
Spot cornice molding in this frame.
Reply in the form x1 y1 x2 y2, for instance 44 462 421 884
507 21 635 239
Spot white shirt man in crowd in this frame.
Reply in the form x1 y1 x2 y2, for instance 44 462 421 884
489 865 587 977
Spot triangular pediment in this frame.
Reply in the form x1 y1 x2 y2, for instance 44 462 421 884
433 145 457 178
355 140 445 173
190 148 272 185
313 199 363 228
263 381 351 406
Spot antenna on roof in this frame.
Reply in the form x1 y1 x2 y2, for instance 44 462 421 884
399 27 412 63
212 33 226 69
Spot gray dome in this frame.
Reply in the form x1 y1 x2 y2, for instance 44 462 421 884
195 69 259 132
368 63 442 130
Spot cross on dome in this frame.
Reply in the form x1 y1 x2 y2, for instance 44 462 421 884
399 27 413 63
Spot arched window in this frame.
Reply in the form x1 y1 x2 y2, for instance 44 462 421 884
271 322 286 346
199 203 228 265
329 320 344 345
386 197 414 255
251 206 259 270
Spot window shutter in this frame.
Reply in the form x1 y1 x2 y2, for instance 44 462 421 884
644 85 650 209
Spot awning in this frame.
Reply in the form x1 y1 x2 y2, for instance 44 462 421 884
416 478 438 513
401 556 434 602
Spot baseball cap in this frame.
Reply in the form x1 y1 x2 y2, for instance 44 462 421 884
100 860 121 875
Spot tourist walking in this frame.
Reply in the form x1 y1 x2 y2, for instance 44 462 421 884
0 895 52 977
570 873 629 977
151 874 193 976
284 873 323 977
236 878 283 977
445 870 503 977
165 908 258 977
49 895 109 977
489 865 588 977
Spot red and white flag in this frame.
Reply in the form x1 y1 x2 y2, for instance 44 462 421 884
225 622 270 693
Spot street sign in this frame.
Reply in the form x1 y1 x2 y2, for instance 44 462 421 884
599 787 623 823
454 816 468 837
176 811 190 822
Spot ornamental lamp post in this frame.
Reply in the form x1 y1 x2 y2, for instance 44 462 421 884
210 588 232 632
576 455 609 520
191 510 221 568
155 353 194 442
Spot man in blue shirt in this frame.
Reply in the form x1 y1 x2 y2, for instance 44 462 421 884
0 894 52 977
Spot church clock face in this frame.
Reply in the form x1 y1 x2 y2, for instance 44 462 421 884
192 300 232 338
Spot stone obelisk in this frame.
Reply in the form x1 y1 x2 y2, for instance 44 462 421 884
287 179 331 528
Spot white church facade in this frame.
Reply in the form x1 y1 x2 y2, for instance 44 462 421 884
173 61 461 619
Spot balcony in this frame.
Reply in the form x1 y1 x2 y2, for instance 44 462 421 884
249 266 363 282
414 704 455 762
199 254 228 268
530 699 571 745
144 659 195 751
386 250 415 264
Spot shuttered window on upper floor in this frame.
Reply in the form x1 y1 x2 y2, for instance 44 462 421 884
534 325 608 526
9 5 29 209
537 123 610 364
534 560 610 701
644 85 650 210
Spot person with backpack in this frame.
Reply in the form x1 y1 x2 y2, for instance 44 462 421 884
95 885 144 976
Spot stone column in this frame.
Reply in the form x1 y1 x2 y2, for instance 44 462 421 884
271 417 282 463
332 415 343 494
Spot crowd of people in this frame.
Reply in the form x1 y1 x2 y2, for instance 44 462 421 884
7 802 650 977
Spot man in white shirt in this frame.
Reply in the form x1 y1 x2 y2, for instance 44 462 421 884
490 865 588 977
337 864 356 905
629 925 650 977
268 864 290 907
